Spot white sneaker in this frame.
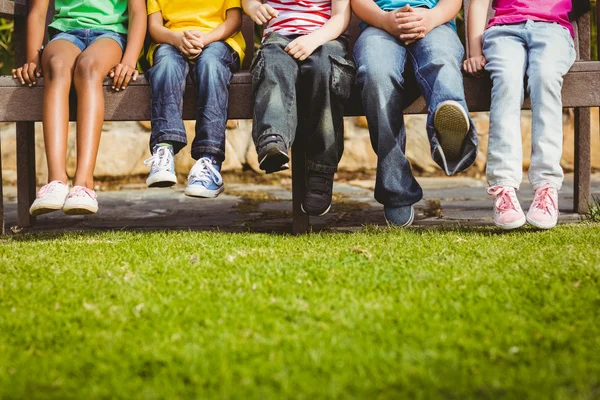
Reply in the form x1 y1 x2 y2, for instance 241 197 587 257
145 143 177 188
29 181 69 216
526 183 559 229
62 186 99 215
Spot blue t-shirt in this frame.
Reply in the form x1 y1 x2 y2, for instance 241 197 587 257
360 0 456 31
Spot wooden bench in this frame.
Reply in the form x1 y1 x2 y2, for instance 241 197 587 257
0 0 597 235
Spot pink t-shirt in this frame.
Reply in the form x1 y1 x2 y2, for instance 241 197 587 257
488 0 574 37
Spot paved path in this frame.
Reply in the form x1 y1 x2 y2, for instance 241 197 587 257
3 173 599 233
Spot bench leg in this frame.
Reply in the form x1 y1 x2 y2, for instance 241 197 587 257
16 122 37 228
291 143 310 235
0 133 4 235
574 108 591 214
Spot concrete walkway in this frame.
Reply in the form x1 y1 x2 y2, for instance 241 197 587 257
3 173 599 233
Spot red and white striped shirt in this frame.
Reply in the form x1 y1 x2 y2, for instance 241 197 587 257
264 0 331 36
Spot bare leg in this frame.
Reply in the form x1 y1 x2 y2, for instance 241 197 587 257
72 38 122 189
41 40 82 184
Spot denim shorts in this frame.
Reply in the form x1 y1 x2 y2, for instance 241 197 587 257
49 28 127 52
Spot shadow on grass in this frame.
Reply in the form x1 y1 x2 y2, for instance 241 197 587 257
4 221 596 243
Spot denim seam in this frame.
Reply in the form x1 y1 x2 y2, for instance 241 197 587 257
407 50 434 99
530 179 562 191
487 179 521 189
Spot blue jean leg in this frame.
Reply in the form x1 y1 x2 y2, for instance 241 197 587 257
354 27 423 207
407 23 478 175
191 41 239 161
147 44 189 154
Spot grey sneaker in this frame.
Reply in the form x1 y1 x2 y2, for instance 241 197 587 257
384 205 415 227
434 100 470 162
145 143 177 188
257 135 289 174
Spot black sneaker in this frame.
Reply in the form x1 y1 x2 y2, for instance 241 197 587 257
257 135 290 174
301 172 334 216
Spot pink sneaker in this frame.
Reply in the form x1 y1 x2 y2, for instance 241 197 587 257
527 183 559 229
62 186 98 215
487 186 526 229
29 181 69 216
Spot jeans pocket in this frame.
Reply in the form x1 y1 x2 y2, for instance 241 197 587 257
329 55 356 100
250 48 265 94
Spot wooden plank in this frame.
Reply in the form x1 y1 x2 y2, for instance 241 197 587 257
3 65 600 121
0 0 27 17
16 121 36 227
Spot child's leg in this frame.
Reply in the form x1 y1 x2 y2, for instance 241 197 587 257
482 25 527 189
525 23 577 191
406 24 478 174
147 45 190 154
72 38 123 189
353 27 422 208
191 42 239 163
251 34 299 172
41 40 83 184
297 39 352 176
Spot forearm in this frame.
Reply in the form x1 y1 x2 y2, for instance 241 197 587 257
148 13 180 46
122 0 147 66
203 9 243 45
428 0 462 28
350 0 389 30
306 1 351 47
467 0 490 57
242 0 261 13
25 0 49 62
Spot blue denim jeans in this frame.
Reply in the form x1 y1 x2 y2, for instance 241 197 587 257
354 24 478 207
147 42 240 160
251 33 355 173
49 28 127 51
483 21 576 190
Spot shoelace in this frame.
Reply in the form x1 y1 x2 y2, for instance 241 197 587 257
188 158 222 186
531 183 557 214
68 186 96 200
37 181 65 198
144 146 173 171
487 186 519 214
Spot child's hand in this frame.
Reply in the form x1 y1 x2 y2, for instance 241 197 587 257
285 35 320 61
109 63 138 91
172 32 203 59
463 55 486 77
12 61 42 87
397 7 435 44
246 2 278 25
388 5 425 43
182 30 205 60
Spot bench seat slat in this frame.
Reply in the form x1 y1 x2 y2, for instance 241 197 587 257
2 60 600 122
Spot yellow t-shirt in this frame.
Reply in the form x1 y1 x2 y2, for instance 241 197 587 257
146 0 245 65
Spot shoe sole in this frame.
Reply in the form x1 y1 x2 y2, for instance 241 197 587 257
147 172 177 188
30 204 63 217
63 205 98 215
526 216 557 230
494 216 527 230
434 100 470 162
301 203 332 217
184 186 225 199
259 148 290 174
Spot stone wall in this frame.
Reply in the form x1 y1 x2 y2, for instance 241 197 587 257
1 109 599 184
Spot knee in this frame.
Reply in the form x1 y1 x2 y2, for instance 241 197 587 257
73 56 104 82
44 55 72 79
356 62 402 92
195 52 228 80
528 68 563 92
150 56 187 84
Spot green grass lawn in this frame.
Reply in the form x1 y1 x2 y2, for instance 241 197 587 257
1 224 599 399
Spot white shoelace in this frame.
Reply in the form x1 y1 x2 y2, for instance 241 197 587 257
144 146 173 171
188 158 222 186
